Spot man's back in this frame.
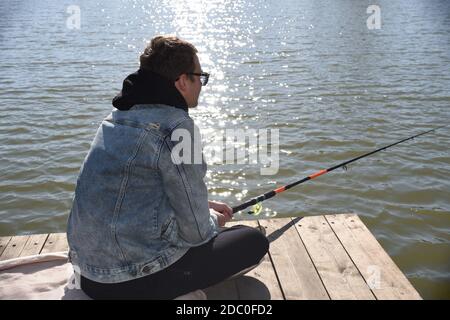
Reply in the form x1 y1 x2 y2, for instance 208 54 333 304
67 104 218 283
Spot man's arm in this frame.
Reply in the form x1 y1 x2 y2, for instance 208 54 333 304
158 118 219 246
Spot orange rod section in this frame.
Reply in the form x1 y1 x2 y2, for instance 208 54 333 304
309 169 328 179
274 186 286 193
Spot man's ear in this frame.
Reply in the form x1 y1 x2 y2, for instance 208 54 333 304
174 74 187 93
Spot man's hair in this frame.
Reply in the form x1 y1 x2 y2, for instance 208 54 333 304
139 35 198 81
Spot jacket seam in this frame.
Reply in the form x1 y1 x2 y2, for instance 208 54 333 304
111 128 150 265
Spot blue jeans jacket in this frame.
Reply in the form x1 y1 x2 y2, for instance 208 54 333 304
67 104 219 283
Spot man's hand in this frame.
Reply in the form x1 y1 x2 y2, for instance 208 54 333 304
209 200 233 219
209 201 233 227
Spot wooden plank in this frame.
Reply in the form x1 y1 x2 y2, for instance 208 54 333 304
259 218 329 300
0 236 12 258
19 234 49 257
40 233 68 254
0 235 30 261
325 214 422 300
295 215 376 300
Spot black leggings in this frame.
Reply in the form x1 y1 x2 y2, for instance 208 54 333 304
80 225 269 299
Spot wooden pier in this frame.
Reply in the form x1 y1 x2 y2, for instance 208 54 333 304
0 213 421 300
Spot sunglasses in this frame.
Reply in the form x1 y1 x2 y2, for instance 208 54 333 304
184 72 210 86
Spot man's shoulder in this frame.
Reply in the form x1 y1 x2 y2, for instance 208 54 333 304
110 104 192 136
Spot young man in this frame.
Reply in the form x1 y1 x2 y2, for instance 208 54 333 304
66 35 269 299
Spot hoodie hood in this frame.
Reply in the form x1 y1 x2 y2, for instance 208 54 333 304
112 68 188 112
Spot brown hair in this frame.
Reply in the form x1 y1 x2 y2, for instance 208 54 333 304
139 35 198 81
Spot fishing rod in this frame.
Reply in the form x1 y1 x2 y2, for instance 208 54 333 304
232 124 448 215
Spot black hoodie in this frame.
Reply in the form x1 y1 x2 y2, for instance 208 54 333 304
112 68 188 112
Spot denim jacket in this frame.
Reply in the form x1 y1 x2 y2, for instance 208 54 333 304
66 104 219 283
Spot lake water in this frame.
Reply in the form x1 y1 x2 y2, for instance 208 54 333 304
0 0 449 299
